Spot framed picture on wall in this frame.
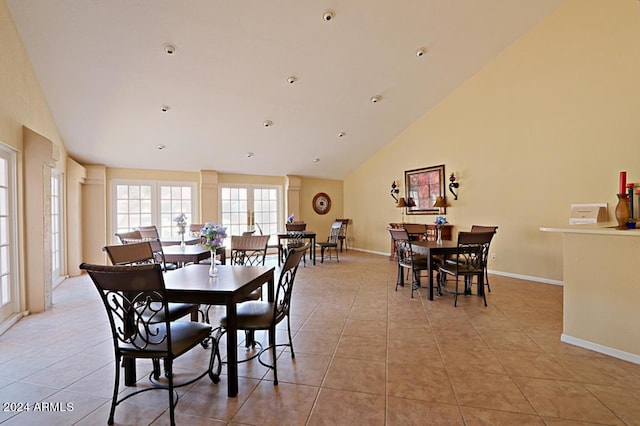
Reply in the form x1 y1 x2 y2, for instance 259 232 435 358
405 164 445 215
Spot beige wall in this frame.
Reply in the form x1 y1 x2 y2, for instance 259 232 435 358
0 0 70 314
299 177 344 241
345 0 640 282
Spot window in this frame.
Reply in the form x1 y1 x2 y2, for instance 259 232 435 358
113 181 196 240
220 185 280 241
0 145 18 326
51 171 65 287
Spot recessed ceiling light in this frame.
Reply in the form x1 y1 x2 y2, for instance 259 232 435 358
370 95 381 103
313 158 320 163
157 144 167 150
246 152 255 158
161 104 171 112
263 120 273 127
416 48 426 57
338 132 346 138
163 43 176 55
322 9 335 22
287 76 297 84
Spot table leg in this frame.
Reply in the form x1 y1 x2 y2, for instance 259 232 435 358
277 237 283 266
225 301 238 397
427 250 435 301
312 235 316 265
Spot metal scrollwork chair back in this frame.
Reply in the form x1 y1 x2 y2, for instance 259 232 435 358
79 262 217 426
439 231 493 307
213 243 308 386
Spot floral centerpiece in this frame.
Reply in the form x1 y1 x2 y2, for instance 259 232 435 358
287 213 295 224
200 222 227 277
434 216 447 244
174 213 188 246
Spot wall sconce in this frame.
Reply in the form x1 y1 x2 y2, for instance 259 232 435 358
390 181 400 202
434 195 446 213
449 173 459 200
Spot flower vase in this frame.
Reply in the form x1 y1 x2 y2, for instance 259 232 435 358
180 233 185 248
436 228 443 245
209 250 218 277
615 193 630 229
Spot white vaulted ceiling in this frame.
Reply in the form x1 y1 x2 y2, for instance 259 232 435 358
7 0 562 179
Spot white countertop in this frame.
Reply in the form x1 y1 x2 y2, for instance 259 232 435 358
540 222 640 236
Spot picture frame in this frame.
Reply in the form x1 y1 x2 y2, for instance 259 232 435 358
405 164 445 215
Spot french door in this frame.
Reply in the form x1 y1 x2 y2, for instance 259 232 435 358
0 146 18 326
112 181 196 241
219 185 281 242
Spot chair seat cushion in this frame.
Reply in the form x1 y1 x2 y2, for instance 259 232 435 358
399 255 439 270
120 321 211 358
440 264 483 275
220 301 274 330
315 242 337 248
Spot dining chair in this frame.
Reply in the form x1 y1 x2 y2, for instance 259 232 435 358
230 234 271 347
284 222 307 265
132 227 177 271
104 240 155 265
79 262 217 426
285 222 306 232
199 235 270 325
189 223 204 237
102 242 200 374
335 218 350 251
470 225 498 292
229 235 270 266
388 228 439 298
137 225 160 238
213 243 308 386
315 221 343 263
438 231 493 307
442 225 498 294
255 222 280 253
115 230 142 245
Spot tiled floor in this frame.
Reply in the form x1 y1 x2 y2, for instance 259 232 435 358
1 250 640 425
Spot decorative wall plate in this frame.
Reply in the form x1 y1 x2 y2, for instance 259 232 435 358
312 192 331 215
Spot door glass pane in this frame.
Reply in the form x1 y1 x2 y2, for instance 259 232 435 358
220 187 248 236
114 184 153 234
159 185 193 237
0 148 17 323
51 172 64 286
254 187 279 245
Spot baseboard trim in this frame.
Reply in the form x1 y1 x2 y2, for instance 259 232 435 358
561 333 640 365
487 269 564 286
0 312 25 336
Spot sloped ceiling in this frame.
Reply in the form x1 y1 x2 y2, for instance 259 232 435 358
7 0 562 179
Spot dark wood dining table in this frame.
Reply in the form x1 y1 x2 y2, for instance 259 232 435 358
276 231 316 265
162 244 226 267
124 264 275 398
410 240 458 301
